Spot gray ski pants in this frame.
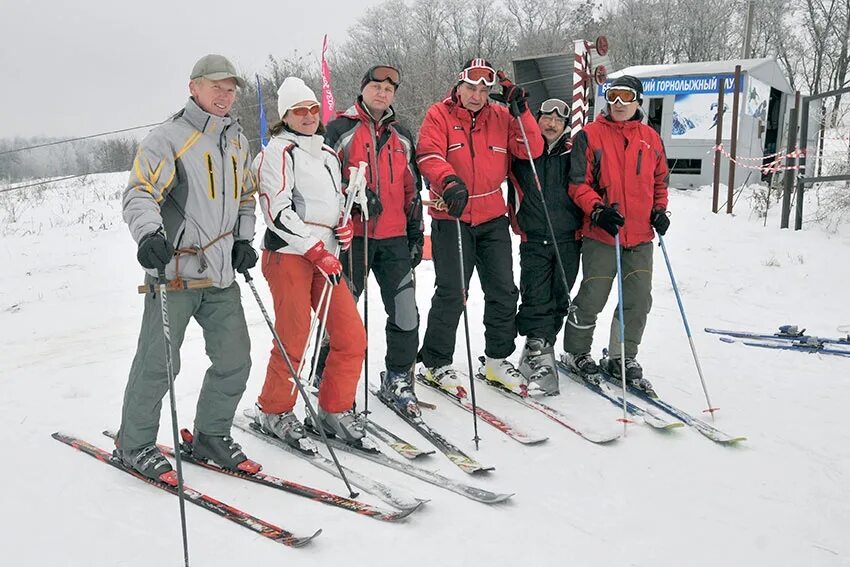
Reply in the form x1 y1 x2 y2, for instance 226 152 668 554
119 281 251 451
563 238 654 359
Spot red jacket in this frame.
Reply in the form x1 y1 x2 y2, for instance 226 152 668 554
416 94 543 226
324 100 422 240
568 111 669 248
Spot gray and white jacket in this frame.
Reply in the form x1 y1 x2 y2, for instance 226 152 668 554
252 129 343 255
123 98 257 288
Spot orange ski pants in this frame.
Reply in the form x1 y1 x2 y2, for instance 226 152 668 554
258 250 366 414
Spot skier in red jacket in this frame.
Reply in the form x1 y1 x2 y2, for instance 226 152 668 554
562 75 670 393
416 59 543 395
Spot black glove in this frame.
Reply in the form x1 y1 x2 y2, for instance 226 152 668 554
408 233 424 268
364 188 383 218
137 229 175 271
503 84 529 117
590 204 625 237
441 175 468 218
232 240 258 274
650 208 670 236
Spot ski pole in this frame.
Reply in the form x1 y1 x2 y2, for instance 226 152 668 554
156 268 190 567
362 215 370 416
242 270 360 498
658 234 717 418
613 235 630 435
455 218 481 450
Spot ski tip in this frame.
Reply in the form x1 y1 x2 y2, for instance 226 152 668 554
288 528 323 547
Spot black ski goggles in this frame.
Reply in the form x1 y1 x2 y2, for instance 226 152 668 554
539 98 569 119
364 65 401 88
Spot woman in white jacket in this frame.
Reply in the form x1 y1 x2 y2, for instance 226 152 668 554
251 77 366 448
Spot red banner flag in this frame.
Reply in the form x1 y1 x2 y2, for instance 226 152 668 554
321 35 335 125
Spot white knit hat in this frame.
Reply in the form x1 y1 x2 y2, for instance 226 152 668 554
276 77 318 120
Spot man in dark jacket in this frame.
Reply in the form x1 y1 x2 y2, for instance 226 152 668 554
562 75 670 393
323 65 424 416
417 59 543 396
508 98 582 395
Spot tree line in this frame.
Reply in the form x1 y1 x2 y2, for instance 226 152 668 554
2 0 846 184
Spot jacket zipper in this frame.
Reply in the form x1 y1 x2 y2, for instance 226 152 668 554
636 149 643 176
231 155 239 200
205 153 216 199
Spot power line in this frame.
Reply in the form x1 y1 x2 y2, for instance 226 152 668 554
0 122 164 156
0 173 93 194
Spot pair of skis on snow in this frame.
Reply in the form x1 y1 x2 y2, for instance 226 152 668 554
707 326 850 358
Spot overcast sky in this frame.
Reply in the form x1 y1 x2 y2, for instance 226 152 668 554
0 0 382 139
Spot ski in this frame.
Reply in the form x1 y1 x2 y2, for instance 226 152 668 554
596 358 747 445
101 429 418 522
705 326 850 346
369 385 495 474
305 424 513 504
52 432 320 547
364 419 436 460
716 336 850 358
415 372 549 445
555 361 684 430
234 413 424 511
474 358 621 444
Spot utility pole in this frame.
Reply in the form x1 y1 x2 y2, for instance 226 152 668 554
742 0 755 58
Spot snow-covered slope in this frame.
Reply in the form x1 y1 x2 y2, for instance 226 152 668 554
1 174 848 566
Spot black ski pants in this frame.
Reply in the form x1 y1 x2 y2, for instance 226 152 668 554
420 216 519 368
516 238 581 345
343 236 419 372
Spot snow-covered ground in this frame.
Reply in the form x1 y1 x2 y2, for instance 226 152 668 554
1 173 849 566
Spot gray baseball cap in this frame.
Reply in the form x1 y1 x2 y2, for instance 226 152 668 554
190 54 245 88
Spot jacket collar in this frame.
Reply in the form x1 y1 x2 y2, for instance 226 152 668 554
182 97 235 135
344 98 396 128
277 128 326 158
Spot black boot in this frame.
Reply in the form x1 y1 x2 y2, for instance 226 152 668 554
606 357 656 396
190 431 261 474
119 444 175 483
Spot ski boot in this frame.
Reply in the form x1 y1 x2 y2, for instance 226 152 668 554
480 356 527 395
309 407 372 449
253 404 317 455
561 352 602 386
119 444 175 483
189 430 261 474
421 364 467 398
605 357 657 397
519 338 559 396
380 369 421 417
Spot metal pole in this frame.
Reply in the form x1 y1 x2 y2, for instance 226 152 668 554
795 97 811 230
613 234 629 435
658 235 716 418
156 269 190 567
780 91 800 229
727 66 742 214
712 83 725 213
742 0 755 58
455 219 481 450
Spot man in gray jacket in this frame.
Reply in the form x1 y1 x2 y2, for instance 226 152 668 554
118 54 260 480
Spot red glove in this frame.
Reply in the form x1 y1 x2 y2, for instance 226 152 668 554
335 216 353 251
304 242 342 285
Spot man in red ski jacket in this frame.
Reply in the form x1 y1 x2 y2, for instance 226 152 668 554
323 65 424 416
416 58 543 395
562 75 670 392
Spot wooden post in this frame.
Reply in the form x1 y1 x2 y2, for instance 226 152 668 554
795 97 811 230
726 65 742 214
711 81 725 214
780 91 800 229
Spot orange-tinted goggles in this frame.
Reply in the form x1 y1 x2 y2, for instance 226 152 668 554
366 65 401 87
605 87 638 104
459 66 496 86
289 104 321 117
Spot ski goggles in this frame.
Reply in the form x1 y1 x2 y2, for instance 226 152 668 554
605 87 639 104
458 64 497 86
289 103 320 117
365 65 401 88
539 98 569 119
